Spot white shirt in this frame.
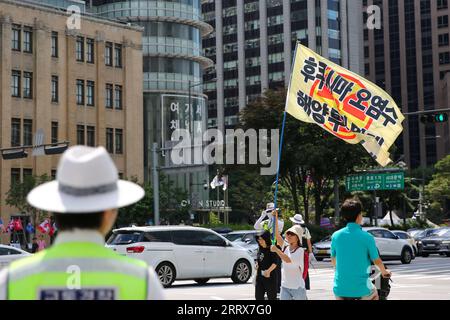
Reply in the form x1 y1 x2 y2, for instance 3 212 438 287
254 211 284 233
281 245 305 289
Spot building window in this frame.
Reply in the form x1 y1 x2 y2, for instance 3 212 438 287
77 125 85 145
87 126 95 147
105 42 113 66
51 31 58 57
51 121 58 144
76 36 84 61
114 44 122 67
23 72 32 99
11 70 21 97
86 80 95 106
438 0 448 10
114 85 122 109
106 128 114 153
51 170 57 180
115 129 123 154
11 118 21 147
23 119 33 146
11 168 21 187
23 26 32 53
439 33 449 47
76 79 85 105
105 84 113 108
86 38 95 63
12 24 21 51
438 15 449 28
51 76 59 102
439 52 450 65
23 168 33 181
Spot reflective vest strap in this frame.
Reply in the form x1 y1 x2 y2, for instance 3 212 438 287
8 257 148 283
0 268 8 300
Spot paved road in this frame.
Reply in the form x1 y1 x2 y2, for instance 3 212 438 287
165 256 450 300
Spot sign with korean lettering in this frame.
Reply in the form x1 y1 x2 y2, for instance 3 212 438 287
286 44 405 166
346 172 404 191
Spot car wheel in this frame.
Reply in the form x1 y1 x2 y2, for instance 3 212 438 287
401 247 412 264
421 253 429 258
231 259 252 284
194 278 210 285
156 262 176 288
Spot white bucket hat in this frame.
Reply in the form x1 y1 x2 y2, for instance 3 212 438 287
285 225 304 244
27 146 145 213
290 214 305 225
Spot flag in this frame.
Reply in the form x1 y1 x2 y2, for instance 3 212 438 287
26 222 35 234
7 219 15 233
38 219 50 234
210 175 227 190
49 222 57 237
286 44 405 167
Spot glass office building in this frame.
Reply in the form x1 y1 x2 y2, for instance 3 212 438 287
90 1 214 213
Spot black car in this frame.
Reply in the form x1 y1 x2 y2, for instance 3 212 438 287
414 228 443 255
420 228 450 257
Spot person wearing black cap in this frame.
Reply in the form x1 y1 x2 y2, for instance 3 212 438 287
254 230 278 300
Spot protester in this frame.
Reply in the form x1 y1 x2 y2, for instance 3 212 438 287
254 203 284 297
254 230 278 300
0 146 165 300
290 214 313 290
331 198 392 300
31 237 39 254
271 223 307 300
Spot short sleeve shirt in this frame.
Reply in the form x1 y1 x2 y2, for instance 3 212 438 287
280 245 305 289
330 223 379 298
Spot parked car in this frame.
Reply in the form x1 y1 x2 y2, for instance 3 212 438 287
364 227 415 264
419 228 450 257
392 230 418 256
312 236 332 261
106 226 254 287
0 244 31 269
407 228 424 238
224 230 258 260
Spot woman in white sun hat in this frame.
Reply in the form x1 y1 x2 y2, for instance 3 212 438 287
270 223 307 300
0 146 165 300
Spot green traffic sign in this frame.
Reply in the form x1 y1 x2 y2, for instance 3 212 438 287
346 172 404 192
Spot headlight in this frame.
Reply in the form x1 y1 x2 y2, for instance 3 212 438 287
442 241 450 244
417 241 422 244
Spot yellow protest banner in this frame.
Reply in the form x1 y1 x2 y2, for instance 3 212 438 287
286 44 405 166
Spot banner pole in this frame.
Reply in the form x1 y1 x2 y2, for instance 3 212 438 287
272 110 287 244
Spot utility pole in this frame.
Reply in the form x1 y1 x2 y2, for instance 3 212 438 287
152 142 160 226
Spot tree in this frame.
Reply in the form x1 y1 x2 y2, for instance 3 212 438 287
425 155 450 223
5 174 51 234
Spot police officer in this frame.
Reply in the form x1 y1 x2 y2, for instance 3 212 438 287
0 146 165 300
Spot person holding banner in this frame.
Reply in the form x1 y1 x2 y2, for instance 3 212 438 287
271 223 307 300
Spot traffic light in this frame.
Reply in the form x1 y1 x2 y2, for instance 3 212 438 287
434 113 448 123
420 113 448 123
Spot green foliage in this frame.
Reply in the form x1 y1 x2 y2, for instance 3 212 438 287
425 155 450 224
117 174 190 227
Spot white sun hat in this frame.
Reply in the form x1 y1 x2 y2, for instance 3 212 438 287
290 214 305 225
27 146 145 213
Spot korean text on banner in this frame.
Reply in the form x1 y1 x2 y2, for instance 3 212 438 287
286 44 405 166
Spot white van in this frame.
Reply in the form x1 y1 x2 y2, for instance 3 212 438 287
106 226 254 287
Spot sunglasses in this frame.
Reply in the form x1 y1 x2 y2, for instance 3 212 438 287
286 232 297 237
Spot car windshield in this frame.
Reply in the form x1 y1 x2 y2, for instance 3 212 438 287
434 229 450 237
107 231 142 245
408 230 422 237
224 234 244 242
